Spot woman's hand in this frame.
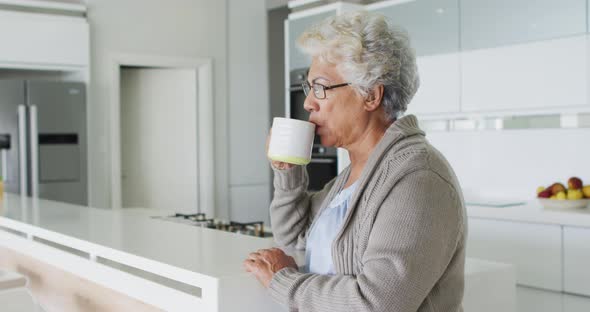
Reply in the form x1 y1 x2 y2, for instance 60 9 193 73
266 128 294 170
243 248 298 288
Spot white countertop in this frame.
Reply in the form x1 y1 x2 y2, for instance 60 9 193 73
0 193 518 311
467 200 590 227
0 193 301 280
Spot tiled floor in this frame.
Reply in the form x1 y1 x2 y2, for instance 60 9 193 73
517 286 590 312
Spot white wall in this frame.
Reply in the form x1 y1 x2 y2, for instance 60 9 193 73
427 128 590 200
86 0 272 222
86 0 230 216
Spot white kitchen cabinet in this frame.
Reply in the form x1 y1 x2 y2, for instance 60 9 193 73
229 184 271 225
406 53 460 115
517 287 590 312
284 3 363 124
563 226 590 296
367 0 461 116
461 35 588 113
228 0 270 186
460 0 586 51
286 3 362 71
516 286 563 312
563 293 590 312
367 0 459 57
466 218 562 291
287 11 333 71
0 10 89 70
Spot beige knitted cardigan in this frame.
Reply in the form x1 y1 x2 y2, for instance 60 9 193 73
268 115 467 312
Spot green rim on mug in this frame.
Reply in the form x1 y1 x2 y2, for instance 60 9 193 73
268 155 311 166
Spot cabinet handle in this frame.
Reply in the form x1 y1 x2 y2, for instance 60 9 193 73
1 150 7 183
310 158 336 164
17 105 28 196
29 105 39 198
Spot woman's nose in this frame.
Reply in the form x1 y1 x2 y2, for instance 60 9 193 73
303 95 319 113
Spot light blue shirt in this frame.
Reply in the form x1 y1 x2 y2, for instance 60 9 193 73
305 180 359 275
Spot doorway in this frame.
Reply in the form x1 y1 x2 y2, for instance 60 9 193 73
120 67 198 212
110 55 214 215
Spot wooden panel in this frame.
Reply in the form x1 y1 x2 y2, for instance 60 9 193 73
0 246 162 312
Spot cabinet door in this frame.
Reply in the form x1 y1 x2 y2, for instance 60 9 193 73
406 53 460 115
461 35 587 113
287 11 334 71
230 185 270 225
370 0 459 56
516 287 563 312
467 218 562 291
460 0 586 50
0 11 88 69
564 226 590 296
563 293 590 312
229 0 270 186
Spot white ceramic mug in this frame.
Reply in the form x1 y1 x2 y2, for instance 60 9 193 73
268 117 315 165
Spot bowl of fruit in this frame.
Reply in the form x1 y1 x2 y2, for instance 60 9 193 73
537 177 590 209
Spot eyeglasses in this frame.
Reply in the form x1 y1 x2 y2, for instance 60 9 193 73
302 81 350 99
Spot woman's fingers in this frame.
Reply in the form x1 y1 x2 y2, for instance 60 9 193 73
244 255 267 271
248 251 262 260
244 248 295 288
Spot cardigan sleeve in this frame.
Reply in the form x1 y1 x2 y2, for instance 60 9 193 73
268 169 465 311
270 164 339 249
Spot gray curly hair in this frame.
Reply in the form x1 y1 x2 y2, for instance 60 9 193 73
298 11 420 121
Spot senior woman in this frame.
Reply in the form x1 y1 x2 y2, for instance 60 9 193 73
244 11 466 312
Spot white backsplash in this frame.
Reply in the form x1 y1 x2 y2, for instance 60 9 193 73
427 128 590 201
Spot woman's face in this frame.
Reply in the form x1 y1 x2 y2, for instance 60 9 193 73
304 57 367 148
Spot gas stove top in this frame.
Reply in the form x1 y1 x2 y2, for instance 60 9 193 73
153 213 272 238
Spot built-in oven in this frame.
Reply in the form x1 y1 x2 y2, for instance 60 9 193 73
289 68 338 191
289 68 310 124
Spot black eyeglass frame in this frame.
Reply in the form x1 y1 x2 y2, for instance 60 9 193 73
302 81 351 99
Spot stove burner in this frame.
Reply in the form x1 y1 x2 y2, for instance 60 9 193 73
154 213 271 238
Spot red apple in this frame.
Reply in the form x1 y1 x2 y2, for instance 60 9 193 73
537 190 552 198
550 183 566 195
568 177 583 190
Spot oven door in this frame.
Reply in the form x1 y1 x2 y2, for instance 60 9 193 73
306 157 338 191
290 86 309 121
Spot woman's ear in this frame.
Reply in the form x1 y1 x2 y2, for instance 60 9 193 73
364 85 384 112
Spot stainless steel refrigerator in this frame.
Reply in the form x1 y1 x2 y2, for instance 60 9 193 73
0 80 87 205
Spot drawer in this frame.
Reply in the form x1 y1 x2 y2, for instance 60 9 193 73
467 218 562 291
563 226 590 296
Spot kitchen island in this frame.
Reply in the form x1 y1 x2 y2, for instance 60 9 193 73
0 193 516 311
467 200 590 227
466 200 590 297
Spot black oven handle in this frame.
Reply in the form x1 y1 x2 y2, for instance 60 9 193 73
310 158 336 164
289 85 304 92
